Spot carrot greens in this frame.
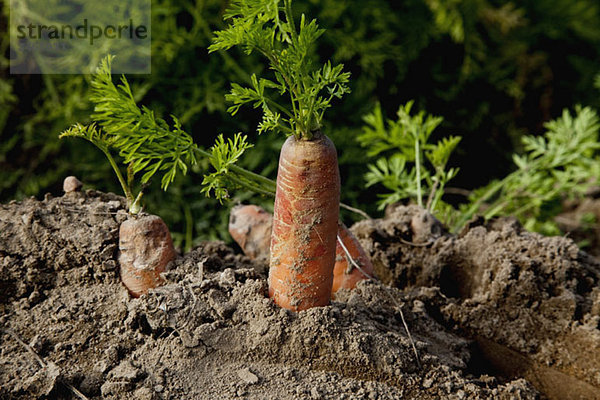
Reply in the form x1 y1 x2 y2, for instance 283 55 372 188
359 101 461 219
61 56 276 207
209 0 351 140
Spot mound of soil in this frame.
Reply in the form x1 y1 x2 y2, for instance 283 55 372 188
1 190 599 399
354 205 600 399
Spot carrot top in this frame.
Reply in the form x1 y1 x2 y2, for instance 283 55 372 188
209 0 351 141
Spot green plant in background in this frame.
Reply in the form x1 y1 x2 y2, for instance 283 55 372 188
359 102 461 222
360 101 600 236
3 0 600 246
457 106 600 234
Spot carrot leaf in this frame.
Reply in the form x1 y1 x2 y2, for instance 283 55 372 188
360 102 460 215
210 0 351 140
201 133 260 202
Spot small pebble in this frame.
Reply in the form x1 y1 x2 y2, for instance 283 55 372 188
29 334 45 353
63 176 83 193
28 290 42 305
237 367 259 384
412 299 426 314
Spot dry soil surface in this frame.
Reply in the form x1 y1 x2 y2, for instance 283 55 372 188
1 191 599 399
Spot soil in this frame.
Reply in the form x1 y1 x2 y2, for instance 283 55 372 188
1 190 599 399
557 194 600 259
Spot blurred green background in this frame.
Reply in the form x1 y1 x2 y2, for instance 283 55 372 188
2 0 600 249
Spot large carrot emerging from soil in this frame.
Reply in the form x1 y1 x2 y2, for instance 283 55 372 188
268 134 340 311
230 205 374 298
211 0 352 310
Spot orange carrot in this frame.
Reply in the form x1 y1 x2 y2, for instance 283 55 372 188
269 134 340 311
119 214 176 297
230 205 374 297
332 223 375 296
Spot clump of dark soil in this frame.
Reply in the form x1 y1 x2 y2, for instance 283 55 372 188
1 190 598 399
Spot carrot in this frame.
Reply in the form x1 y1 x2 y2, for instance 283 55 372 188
332 223 375 295
230 205 374 297
229 204 272 261
211 0 351 310
268 134 340 311
119 214 176 297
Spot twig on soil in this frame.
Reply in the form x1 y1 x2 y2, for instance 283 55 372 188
340 203 372 220
1 328 90 400
399 238 435 247
176 284 198 331
336 236 421 369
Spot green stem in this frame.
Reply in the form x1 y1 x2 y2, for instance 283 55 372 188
451 178 506 232
266 98 294 118
193 147 277 194
101 147 134 206
415 137 422 207
130 190 144 215
283 0 298 45
426 177 439 211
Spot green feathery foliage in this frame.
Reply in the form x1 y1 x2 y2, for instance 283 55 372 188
62 56 276 211
89 56 198 191
209 0 351 140
359 102 461 219
202 132 276 201
458 106 600 234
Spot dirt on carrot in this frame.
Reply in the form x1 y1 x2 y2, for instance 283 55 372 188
229 205 373 297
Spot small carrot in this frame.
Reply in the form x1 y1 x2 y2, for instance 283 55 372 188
269 134 340 311
119 214 177 297
229 204 272 261
332 223 375 296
